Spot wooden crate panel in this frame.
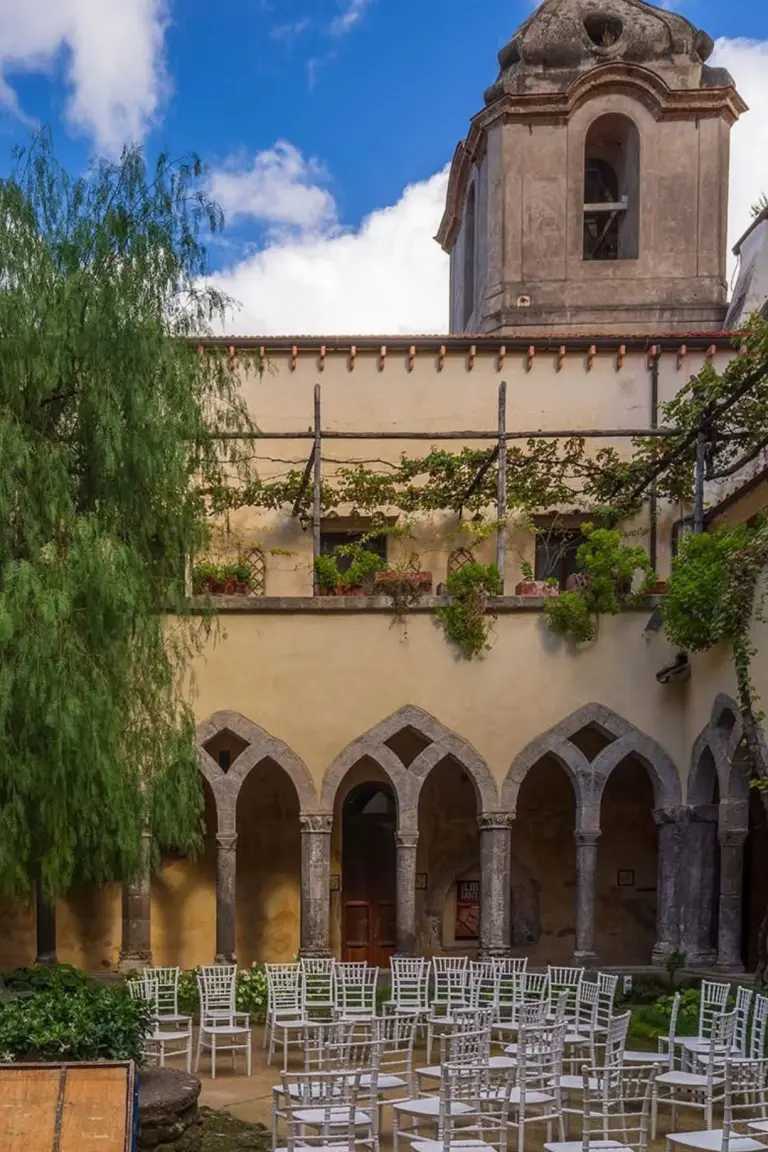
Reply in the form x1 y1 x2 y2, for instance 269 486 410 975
0 1063 134 1152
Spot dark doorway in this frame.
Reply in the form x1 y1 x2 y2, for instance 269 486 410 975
342 783 396 965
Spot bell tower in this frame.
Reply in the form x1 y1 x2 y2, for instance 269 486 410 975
437 0 747 335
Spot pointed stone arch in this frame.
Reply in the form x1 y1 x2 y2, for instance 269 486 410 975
320 705 498 831
502 703 681 815
196 711 318 834
687 726 721 806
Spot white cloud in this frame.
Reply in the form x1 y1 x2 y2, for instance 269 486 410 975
212 166 450 335
330 0 374 36
209 143 337 234
270 17 312 43
209 37 767 337
0 0 169 154
711 38 768 269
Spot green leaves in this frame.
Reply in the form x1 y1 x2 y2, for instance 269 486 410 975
0 133 259 897
437 562 503 660
662 526 751 653
543 523 656 644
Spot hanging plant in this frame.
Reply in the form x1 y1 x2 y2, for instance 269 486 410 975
543 523 655 643
437 562 503 659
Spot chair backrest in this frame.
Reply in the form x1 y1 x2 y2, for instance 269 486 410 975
722 1057 768 1152
517 1021 567 1095
466 961 497 1010
281 1070 368 1152
734 986 755 1056
375 1014 417 1095
701 1011 738 1088
603 1010 631 1069
494 957 528 1020
437 1062 509 1152
432 956 469 1009
595 972 619 1029
266 962 302 1014
127 975 158 1012
301 957 335 1015
198 964 237 1021
699 980 732 1039
335 963 378 1016
575 981 600 1031
445 1023 492 1067
581 1063 657 1152
389 957 430 1011
520 971 550 1018
548 965 584 1021
751 995 768 1060
144 966 181 1018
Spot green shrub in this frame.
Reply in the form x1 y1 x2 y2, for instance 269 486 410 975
177 969 199 1017
1 964 88 995
0 982 151 1063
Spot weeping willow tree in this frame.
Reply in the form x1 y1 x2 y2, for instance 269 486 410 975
0 134 256 901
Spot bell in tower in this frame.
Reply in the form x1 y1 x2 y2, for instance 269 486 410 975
437 0 747 335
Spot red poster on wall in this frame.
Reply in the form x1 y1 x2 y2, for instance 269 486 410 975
456 880 480 940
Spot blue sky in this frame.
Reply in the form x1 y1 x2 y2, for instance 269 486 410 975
1 0 767 333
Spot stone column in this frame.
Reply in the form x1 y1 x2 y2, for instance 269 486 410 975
118 829 152 973
652 807 683 965
573 828 600 967
214 832 238 964
716 799 749 972
394 831 419 956
679 804 719 966
35 884 58 966
478 814 512 958
300 814 333 957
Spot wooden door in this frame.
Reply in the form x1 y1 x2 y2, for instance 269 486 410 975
342 816 396 966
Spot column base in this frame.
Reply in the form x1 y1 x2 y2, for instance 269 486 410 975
117 950 152 974
478 946 512 960
714 959 745 973
652 943 675 966
34 952 58 967
299 947 333 959
684 950 718 968
572 950 598 968
214 952 237 965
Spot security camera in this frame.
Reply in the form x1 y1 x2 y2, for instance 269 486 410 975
656 652 690 685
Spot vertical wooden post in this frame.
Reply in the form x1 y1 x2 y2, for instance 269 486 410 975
694 421 707 535
496 381 507 588
312 384 322 595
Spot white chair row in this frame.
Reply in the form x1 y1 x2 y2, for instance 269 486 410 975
266 960 380 1067
129 963 252 1079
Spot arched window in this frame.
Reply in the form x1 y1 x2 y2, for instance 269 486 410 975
463 183 476 329
583 114 640 261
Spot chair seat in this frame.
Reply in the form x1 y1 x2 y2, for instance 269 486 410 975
560 1075 602 1093
361 1073 406 1090
155 1013 192 1027
564 1032 592 1047
416 1065 442 1080
656 1071 724 1088
274 1018 308 1031
151 1027 191 1042
545 1142 631 1152
413 1142 497 1152
481 1087 555 1106
487 1056 517 1070
394 1097 471 1118
622 1050 666 1064
294 1108 371 1126
667 1130 763 1152
201 1023 251 1036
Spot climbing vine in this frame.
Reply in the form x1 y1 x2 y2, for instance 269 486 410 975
436 563 503 659
542 523 656 644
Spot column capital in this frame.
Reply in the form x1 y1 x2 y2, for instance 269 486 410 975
687 803 719 824
395 831 419 849
653 806 686 827
477 812 514 832
719 828 749 848
216 832 238 851
574 830 600 847
300 813 333 835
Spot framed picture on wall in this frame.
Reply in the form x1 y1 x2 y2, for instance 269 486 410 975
455 879 480 940
617 869 635 888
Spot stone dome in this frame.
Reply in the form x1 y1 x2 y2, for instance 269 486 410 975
485 0 728 102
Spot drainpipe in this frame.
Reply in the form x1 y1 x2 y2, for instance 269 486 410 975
649 346 659 570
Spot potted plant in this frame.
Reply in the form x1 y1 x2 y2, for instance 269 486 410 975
515 561 560 598
373 570 433 592
192 561 222 595
315 547 385 595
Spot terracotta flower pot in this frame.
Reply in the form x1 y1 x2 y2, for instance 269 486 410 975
649 580 667 595
234 581 249 595
336 585 367 597
515 580 560 598
223 578 237 595
374 571 433 592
